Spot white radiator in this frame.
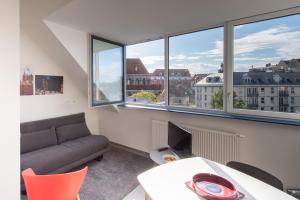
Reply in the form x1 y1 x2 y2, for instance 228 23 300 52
151 120 244 164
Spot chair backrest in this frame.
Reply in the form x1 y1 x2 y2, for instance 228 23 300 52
22 167 88 200
226 161 283 190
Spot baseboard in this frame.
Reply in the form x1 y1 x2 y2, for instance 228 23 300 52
110 142 150 158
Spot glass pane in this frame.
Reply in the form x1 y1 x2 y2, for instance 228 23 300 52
233 14 300 114
92 38 123 105
126 39 165 105
169 27 224 110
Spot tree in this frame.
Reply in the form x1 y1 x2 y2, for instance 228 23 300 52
211 89 246 109
211 89 223 109
131 91 158 102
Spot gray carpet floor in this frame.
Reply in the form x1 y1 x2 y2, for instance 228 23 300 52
21 147 154 200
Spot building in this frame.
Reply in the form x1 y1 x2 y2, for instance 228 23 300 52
195 73 224 109
195 72 300 113
249 59 300 73
126 59 193 105
126 58 162 97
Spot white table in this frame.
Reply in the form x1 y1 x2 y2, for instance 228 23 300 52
138 157 296 200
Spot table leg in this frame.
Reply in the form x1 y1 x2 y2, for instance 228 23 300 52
145 193 152 200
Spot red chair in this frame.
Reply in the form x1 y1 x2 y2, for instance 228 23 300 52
22 167 88 200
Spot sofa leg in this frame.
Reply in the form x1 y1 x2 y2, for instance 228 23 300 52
96 155 103 161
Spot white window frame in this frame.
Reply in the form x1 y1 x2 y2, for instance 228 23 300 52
123 6 300 121
227 6 300 120
167 24 226 113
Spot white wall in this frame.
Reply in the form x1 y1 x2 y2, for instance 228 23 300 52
45 21 89 73
99 107 300 189
0 0 20 199
20 30 100 134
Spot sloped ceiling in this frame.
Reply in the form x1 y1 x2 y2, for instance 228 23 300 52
47 0 300 44
20 0 88 94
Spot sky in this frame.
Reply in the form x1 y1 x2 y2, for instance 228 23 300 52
126 13 300 74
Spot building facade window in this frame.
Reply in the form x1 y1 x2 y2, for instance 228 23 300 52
271 87 275 94
291 87 295 94
291 96 295 104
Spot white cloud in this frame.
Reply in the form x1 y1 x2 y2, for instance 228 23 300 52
170 62 219 74
139 55 164 65
235 25 244 30
196 25 300 61
234 56 281 62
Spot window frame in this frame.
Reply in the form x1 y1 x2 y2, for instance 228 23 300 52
89 35 125 107
167 25 225 112
227 6 300 120
90 7 300 122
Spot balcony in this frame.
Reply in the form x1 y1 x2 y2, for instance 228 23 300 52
127 84 162 91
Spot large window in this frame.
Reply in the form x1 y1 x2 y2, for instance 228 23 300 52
169 27 224 110
91 36 124 106
126 39 165 105
90 7 300 122
233 13 300 115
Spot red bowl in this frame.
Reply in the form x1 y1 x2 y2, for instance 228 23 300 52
192 173 239 200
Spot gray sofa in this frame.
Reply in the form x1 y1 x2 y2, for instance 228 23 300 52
20 113 109 189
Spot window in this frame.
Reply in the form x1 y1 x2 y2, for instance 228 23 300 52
90 36 124 106
291 87 295 94
126 39 165 105
233 13 300 117
271 87 275 94
291 96 295 104
105 7 300 122
169 27 224 110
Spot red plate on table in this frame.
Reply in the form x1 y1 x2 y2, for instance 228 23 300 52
185 173 244 200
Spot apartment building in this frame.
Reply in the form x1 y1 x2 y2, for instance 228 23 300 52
195 71 300 113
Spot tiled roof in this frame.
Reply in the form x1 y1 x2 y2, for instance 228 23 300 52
126 58 149 74
152 69 191 77
233 72 300 85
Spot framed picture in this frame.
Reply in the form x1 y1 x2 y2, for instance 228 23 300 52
35 75 63 95
20 67 34 96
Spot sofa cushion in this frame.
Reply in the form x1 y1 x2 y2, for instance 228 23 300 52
56 122 91 144
21 144 74 174
61 135 109 158
21 135 109 174
21 127 57 154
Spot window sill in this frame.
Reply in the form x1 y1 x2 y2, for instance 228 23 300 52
119 103 300 127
